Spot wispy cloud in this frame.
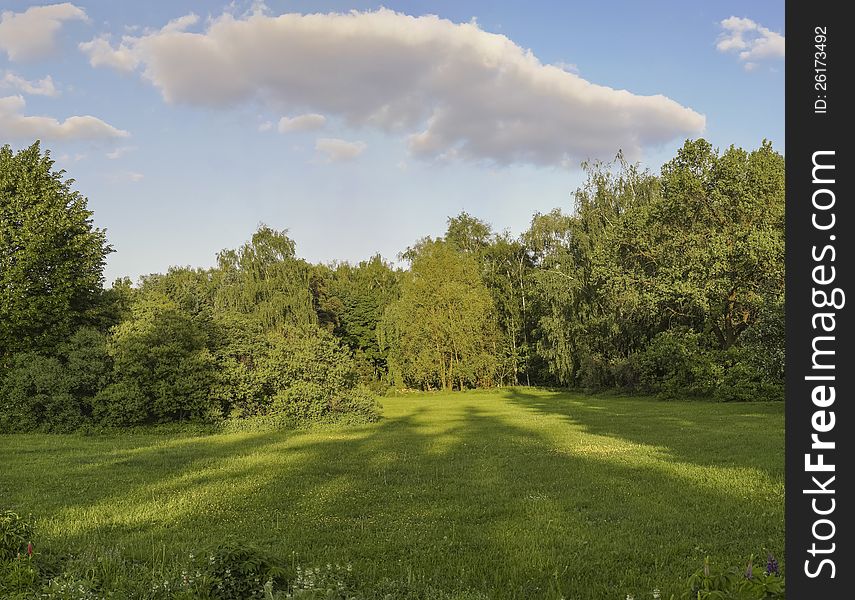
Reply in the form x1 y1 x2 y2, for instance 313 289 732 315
1 71 59 97
0 94 129 141
108 170 144 183
717 16 784 71
105 145 137 159
57 152 87 163
278 113 326 133
315 138 366 162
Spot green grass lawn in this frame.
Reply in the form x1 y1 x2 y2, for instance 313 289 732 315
0 388 784 599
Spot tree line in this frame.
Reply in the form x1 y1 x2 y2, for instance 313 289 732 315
0 138 783 431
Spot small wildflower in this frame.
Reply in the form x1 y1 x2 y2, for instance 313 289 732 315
27 542 33 556
652 588 661 599
766 553 780 576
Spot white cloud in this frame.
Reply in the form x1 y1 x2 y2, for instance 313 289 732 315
277 113 326 133
315 137 366 162
0 95 129 141
105 145 136 159
107 170 144 183
1 71 59 96
0 3 88 61
57 152 87 163
717 17 784 70
553 61 580 74
79 35 139 71
81 8 705 167
160 13 200 34
257 120 273 132
79 14 198 71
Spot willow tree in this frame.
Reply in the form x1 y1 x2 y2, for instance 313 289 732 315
213 226 316 330
385 240 498 390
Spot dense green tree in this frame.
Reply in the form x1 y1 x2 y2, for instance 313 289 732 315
309 263 344 333
652 139 784 349
330 255 400 384
2 137 786 431
525 141 784 395
94 292 217 425
140 267 216 318
524 155 659 388
479 233 538 386
445 211 492 256
0 142 112 360
385 240 498 390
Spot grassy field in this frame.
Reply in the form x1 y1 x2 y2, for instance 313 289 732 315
0 388 784 598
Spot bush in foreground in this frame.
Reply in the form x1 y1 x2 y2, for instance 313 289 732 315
678 555 784 600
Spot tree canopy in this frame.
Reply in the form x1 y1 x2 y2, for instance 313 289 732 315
385 239 498 390
0 142 112 361
0 137 785 432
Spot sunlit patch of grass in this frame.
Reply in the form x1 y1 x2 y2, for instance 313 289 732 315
0 388 783 599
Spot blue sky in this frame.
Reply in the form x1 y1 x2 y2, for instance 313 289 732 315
0 1 784 284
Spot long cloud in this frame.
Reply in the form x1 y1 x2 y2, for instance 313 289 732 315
80 8 705 167
0 95 129 141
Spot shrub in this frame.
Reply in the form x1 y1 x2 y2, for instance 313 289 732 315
101 293 218 425
631 330 723 398
58 328 111 404
716 301 784 402
0 353 81 433
332 384 382 422
713 347 783 402
271 381 328 421
681 555 784 600
269 381 380 424
251 325 364 421
211 320 368 422
188 542 289 600
262 325 356 394
0 328 110 433
210 313 270 418
91 381 149 426
738 301 785 384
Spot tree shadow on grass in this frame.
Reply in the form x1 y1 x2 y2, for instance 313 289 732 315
500 387 784 479
1 395 784 599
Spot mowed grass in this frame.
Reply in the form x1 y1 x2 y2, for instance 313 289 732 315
0 389 783 598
